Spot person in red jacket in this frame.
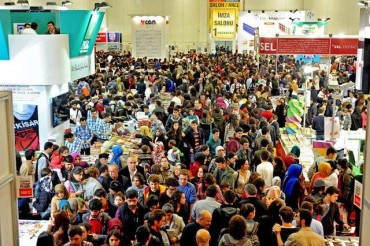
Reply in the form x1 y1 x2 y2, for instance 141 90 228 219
226 127 243 153
260 105 275 122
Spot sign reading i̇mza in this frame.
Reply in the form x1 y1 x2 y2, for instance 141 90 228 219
211 8 236 39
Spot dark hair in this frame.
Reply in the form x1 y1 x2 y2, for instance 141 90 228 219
279 206 294 223
99 164 108 174
338 158 350 170
205 184 218 197
53 211 70 243
215 156 226 163
172 190 184 204
261 126 269 135
30 22 38 30
58 146 69 155
326 147 337 156
41 167 52 177
80 117 86 122
148 209 166 226
64 132 74 139
69 166 84 182
44 141 54 150
166 177 179 187
133 172 146 186
260 150 270 161
212 128 220 134
79 222 91 232
106 230 123 244
89 198 103 211
235 127 243 133
240 203 255 218
301 201 313 211
36 231 54 246
260 138 270 148
126 189 138 199
47 21 55 26
325 186 340 196
228 215 247 240
298 208 312 227
25 149 35 160
146 195 159 208
223 190 236 204
136 225 150 243
94 188 108 198
240 137 249 145
68 225 83 238
110 180 123 192
63 155 73 163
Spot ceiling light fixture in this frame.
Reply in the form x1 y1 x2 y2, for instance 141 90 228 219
17 0 29 5
318 17 331 21
62 0 73 6
94 2 111 11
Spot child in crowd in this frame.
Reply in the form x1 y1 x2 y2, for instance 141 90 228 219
167 140 182 166
114 191 125 208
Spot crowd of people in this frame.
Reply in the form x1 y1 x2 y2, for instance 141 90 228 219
17 49 364 246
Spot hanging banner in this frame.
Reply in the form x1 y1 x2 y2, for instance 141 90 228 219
13 103 40 151
259 37 358 55
209 0 240 40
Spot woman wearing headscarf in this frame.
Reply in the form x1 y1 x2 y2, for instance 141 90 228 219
282 164 303 211
309 162 332 192
110 145 124 169
139 125 153 147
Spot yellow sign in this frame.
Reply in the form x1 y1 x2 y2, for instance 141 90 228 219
209 0 239 40
211 8 236 39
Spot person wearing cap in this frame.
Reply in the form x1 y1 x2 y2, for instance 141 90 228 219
162 203 185 246
311 178 327 201
208 145 225 173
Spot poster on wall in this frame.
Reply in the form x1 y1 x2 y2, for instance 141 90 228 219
131 16 167 59
13 103 40 151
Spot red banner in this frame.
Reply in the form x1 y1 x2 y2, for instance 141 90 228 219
330 38 358 55
95 32 107 43
259 37 358 55
259 37 278 54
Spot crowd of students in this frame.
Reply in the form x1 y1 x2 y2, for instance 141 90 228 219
17 49 364 246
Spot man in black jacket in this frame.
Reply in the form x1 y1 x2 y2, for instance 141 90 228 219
180 210 212 246
119 157 145 187
102 164 130 192
116 190 147 246
239 183 267 223
320 186 350 236
312 107 325 140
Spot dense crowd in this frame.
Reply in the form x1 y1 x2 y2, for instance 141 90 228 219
18 49 364 246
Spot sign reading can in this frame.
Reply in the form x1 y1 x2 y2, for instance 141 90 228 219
141 20 156 25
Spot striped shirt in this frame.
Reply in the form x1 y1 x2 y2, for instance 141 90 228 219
96 121 111 140
86 117 104 135
65 137 84 154
74 125 93 149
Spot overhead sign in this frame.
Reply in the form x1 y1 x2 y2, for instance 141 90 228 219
209 0 240 40
96 32 107 43
211 8 236 39
259 37 358 55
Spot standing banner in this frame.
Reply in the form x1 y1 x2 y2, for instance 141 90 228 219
209 0 240 39
16 176 33 198
354 179 362 209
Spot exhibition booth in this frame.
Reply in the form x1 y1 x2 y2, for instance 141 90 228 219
0 10 104 245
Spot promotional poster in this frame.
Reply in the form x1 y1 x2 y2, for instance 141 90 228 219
13 103 40 151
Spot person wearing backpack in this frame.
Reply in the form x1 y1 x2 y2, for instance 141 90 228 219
209 190 239 246
218 215 252 246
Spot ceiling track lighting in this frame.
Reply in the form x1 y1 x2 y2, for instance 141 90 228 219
94 2 111 11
